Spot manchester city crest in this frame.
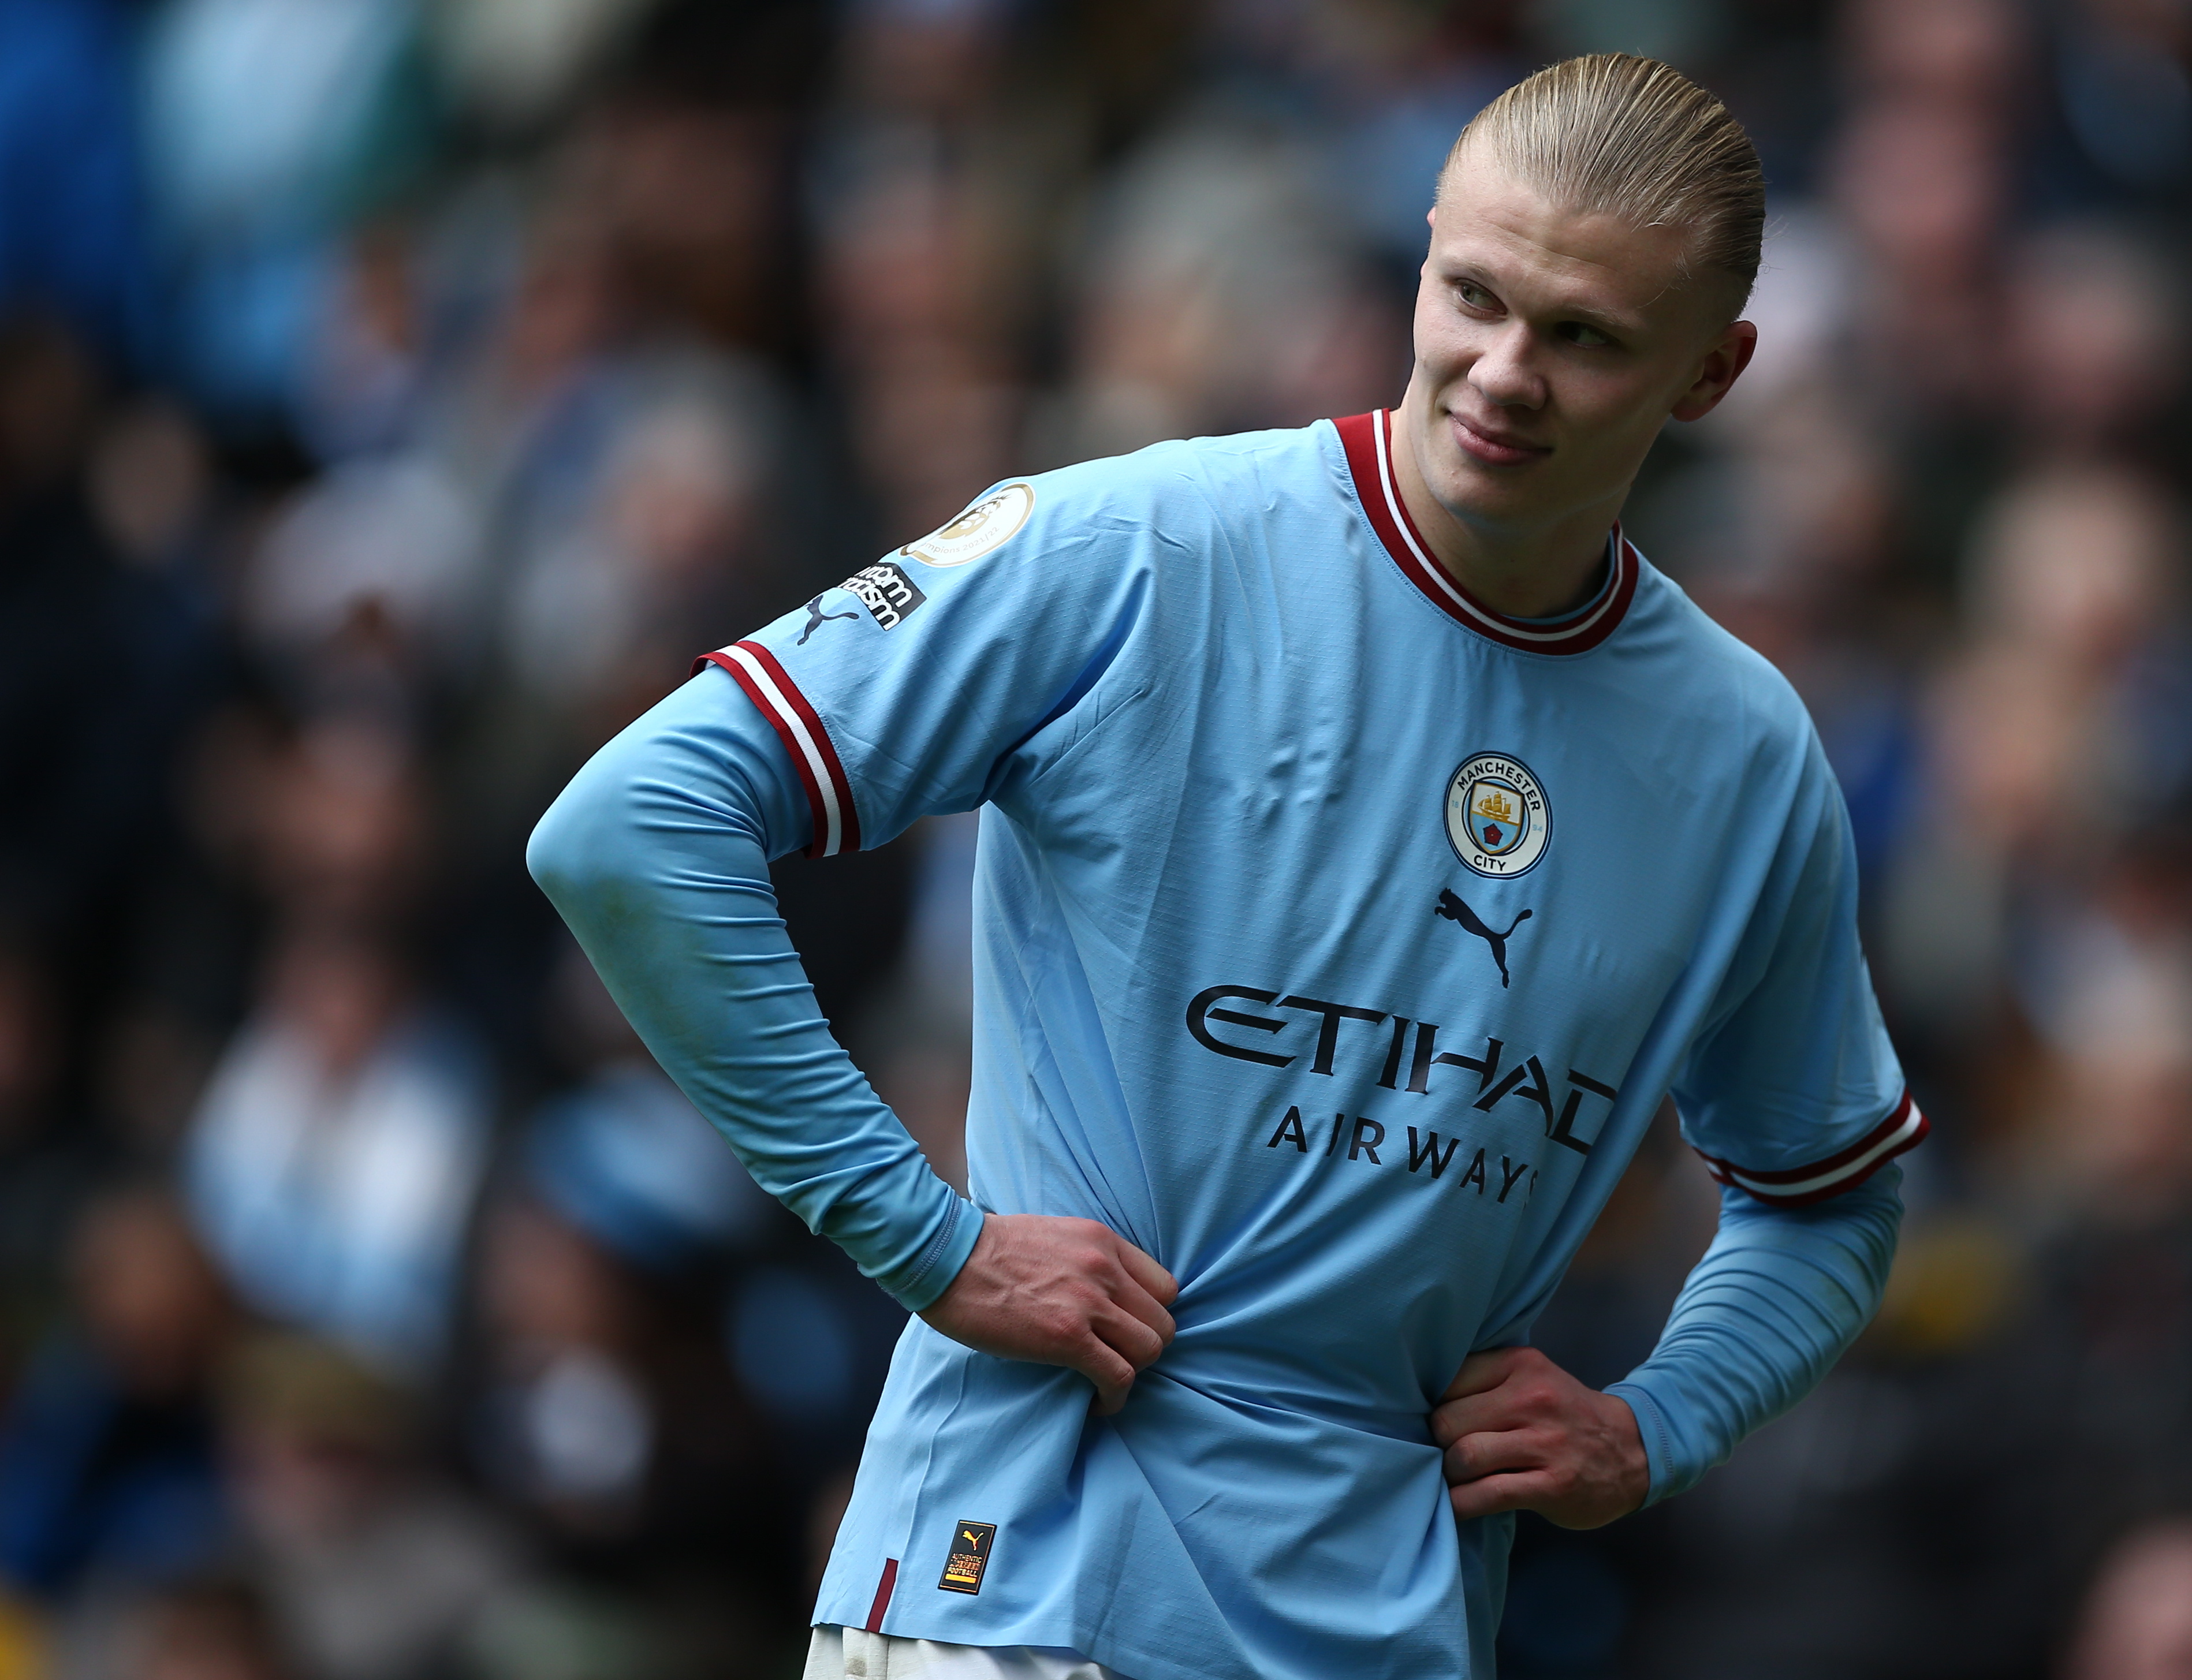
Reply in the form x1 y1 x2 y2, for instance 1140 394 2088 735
1445 753 1550 878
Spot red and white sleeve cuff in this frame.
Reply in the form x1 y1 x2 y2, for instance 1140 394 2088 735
1693 1092 1928 1208
695 640 862 858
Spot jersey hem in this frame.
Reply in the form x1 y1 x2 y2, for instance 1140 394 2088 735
1691 1091 1928 1207
837 1608 1250 1680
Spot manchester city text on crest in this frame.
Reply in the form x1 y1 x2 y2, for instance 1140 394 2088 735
1444 753 1550 878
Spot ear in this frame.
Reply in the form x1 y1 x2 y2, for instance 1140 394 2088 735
1670 319 1758 423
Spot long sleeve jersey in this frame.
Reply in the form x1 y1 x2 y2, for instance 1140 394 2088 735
531 413 1921 1680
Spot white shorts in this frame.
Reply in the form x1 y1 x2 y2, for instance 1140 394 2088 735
803 1626 1127 1680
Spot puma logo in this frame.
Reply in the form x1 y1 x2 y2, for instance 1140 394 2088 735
796 592 860 645
1435 888 1532 988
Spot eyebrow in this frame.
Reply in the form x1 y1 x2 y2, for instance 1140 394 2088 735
1556 303 1643 338
1442 259 1649 339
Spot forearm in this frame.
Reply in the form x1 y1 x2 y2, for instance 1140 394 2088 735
1605 1165 1904 1504
526 671 981 1311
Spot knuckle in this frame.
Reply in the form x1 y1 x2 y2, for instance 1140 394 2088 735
1043 1307 1085 1345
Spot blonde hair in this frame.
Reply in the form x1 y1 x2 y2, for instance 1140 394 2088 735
1443 54 1765 306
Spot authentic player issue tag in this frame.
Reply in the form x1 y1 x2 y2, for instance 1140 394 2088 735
938 1520 997 1594
903 482 1034 568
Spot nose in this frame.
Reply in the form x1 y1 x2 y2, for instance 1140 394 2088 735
1468 320 1546 410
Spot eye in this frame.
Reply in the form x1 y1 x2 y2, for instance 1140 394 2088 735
1560 322 1615 348
1455 281 1498 312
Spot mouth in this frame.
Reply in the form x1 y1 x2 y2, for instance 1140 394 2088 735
1447 411 1550 468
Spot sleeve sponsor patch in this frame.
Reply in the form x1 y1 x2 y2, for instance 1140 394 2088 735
937 1520 996 1595
842 561 927 630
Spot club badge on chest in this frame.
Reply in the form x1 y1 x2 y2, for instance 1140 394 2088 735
1445 753 1550 878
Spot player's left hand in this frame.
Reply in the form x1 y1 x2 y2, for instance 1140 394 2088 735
1431 1346 1649 1530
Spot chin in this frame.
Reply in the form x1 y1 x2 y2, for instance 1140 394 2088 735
1427 454 1545 524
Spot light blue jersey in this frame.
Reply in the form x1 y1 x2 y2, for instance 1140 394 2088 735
668 412 1922 1679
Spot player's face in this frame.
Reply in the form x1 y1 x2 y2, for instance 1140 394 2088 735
1404 146 1755 537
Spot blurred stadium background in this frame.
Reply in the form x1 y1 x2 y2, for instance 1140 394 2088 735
0 0 2185 1675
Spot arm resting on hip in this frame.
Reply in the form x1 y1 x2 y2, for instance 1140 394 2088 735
1606 1164 1905 1504
525 670 981 1311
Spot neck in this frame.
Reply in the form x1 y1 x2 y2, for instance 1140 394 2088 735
1390 398 1623 619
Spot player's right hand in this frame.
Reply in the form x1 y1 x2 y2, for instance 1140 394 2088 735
918 1213 1179 1414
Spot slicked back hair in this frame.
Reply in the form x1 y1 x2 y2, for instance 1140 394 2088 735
1442 54 1766 311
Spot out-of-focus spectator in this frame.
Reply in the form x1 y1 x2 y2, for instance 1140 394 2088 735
0 950 107 1339
0 1189 235 1603
2066 1519 2192 1680
103 1576 297 1680
1036 120 1401 465
0 319 207 951
139 0 435 418
1883 468 2192 1036
292 225 433 465
193 716 433 939
0 0 149 364
573 92 795 355
1841 0 2029 115
470 1046 767 1506
2002 223 2186 469
497 350 784 735
184 929 490 1373
814 144 1026 540
426 0 657 139
460 1012 792 1667
220 1334 523 1680
87 398 219 577
1827 95 2012 421
468 1182 767 1560
2048 0 2192 198
243 457 484 704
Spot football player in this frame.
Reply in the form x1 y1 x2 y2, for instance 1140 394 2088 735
531 53 1922 1680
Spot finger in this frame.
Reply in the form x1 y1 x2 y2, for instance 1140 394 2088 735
1109 1276 1177 1347
1076 1337 1138 1414
1440 1347 1523 1403
1090 1302 1167 1371
1441 1427 1541 1487
1431 1389 1526 1448
1112 1240 1179 1308
1448 1470 1556 1522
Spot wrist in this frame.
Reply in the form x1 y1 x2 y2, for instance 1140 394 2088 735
897 1198 987 1315
1602 1382 1674 1507
1597 1387 1651 1515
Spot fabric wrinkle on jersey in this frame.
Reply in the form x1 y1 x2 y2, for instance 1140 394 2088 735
803 1626 1125 1680
700 412 1921 1680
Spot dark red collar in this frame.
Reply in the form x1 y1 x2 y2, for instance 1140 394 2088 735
1334 409 1638 655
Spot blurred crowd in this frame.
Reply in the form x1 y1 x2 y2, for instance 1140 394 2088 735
0 0 2185 1677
